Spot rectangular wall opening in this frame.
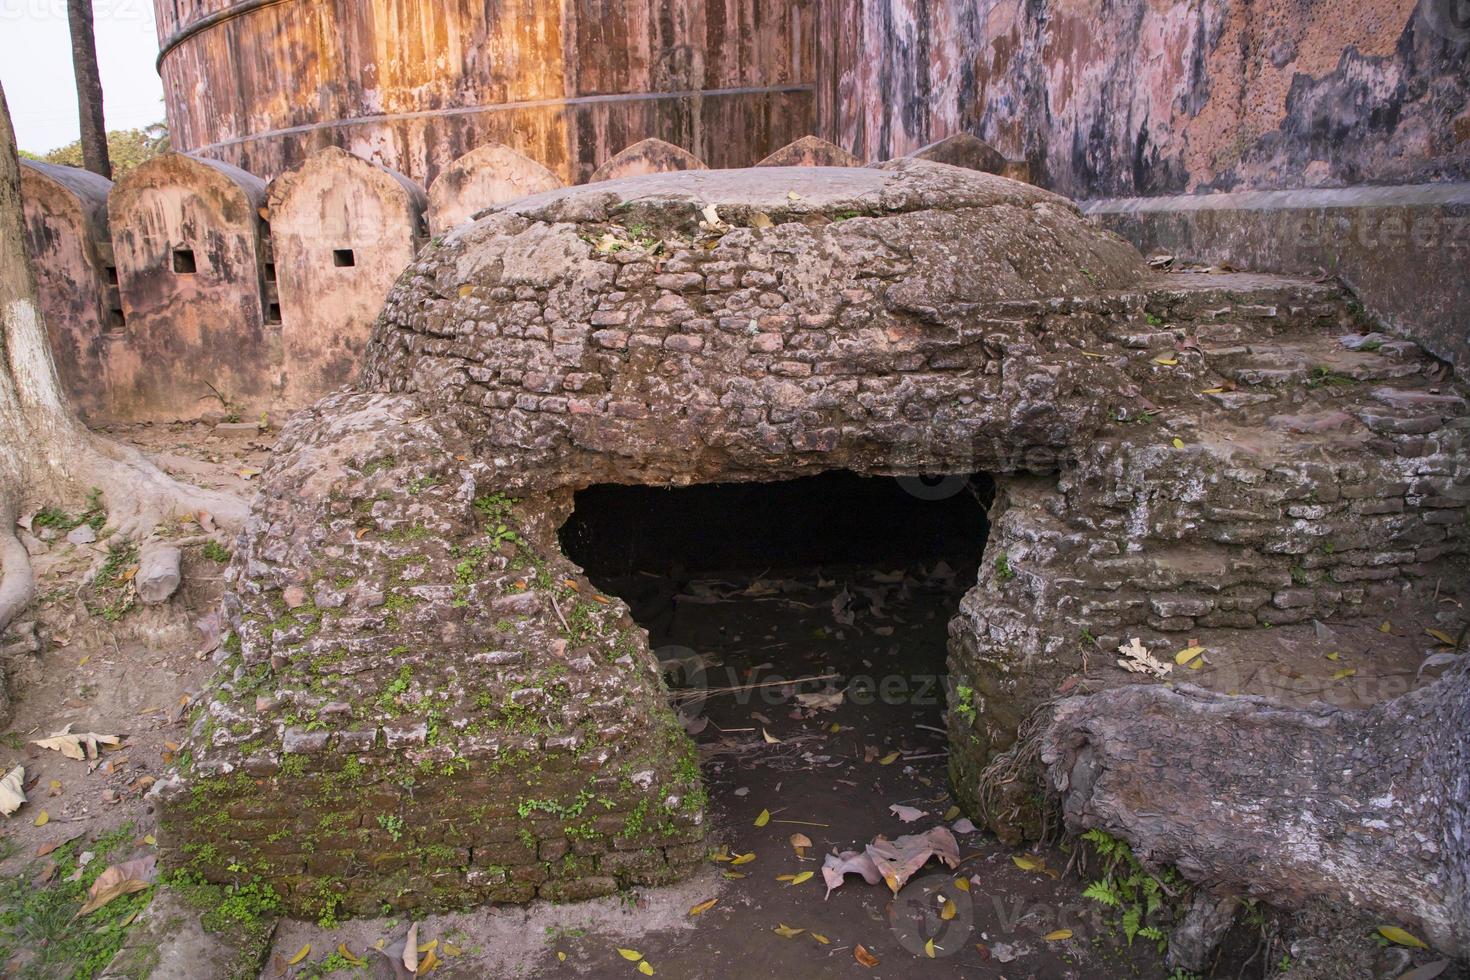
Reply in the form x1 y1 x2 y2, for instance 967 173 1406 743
172 248 197 274
332 248 356 268
559 470 992 827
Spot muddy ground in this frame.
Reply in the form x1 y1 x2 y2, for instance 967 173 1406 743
0 426 1459 980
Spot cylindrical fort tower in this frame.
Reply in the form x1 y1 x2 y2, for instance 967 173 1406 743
154 0 816 186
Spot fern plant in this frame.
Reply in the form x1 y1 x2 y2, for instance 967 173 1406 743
1080 829 1186 953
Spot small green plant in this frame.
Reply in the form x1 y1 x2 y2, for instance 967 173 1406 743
1145 312 1163 326
1306 365 1355 388
89 541 140 621
201 540 231 563
32 487 106 535
994 554 1016 583
1080 829 1185 953
952 684 977 724
377 814 406 842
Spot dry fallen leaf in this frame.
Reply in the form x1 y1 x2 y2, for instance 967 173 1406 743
617 948 644 961
286 944 311 966
889 804 927 823
1377 925 1427 949
855 944 880 967
730 852 755 866
638 962 654 976
403 923 419 973
79 856 157 914
688 898 717 916
773 924 804 939
761 728 781 744
1044 928 1073 941
0 765 25 816
754 809 771 827
810 933 830 945
877 751 900 765
1174 645 1205 666
32 725 121 762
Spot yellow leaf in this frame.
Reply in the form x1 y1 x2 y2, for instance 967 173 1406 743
810 933 830 945
457 284 473 298
557 951 566 962
1175 646 1205 666
1011 854 1043 871
762 728 781 744
1325 651 1341 661
421 948 440 973
721 871 746 879
688 898 717 916
1333 668 1357 680
754 809 770 827
924 938 936 958
954 877 971 892
828 722 841 733
337 943 364 966
1377 926 1427 949
877 751 900 765
617 948 643 961
287 944 311 965
941 900 957 920
143 834 156 846
1425 628 1455 645
1172 437 1185 449
638 962 654 976
443 943 462 957
1153 355 1178 365
731 852 755 866
773 924 805 938
1200 387 1226 394
419 939 438 954
942 805 961 821
788 871 813 886
1379 621 1392 633
34 811 48 827
1045 929 1073 941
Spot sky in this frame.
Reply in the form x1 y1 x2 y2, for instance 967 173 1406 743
1 0 167 155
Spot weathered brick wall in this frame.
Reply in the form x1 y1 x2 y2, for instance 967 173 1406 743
158 393 706 918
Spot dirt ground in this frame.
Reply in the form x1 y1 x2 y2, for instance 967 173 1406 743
0 425 1461 980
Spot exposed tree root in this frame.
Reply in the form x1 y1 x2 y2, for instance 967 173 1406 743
0 499 34 636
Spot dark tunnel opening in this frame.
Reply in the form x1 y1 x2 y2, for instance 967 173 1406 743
558 470 992 699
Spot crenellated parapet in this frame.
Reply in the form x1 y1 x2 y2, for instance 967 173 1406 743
25 136 1030 422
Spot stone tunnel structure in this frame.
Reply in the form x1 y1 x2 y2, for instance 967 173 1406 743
157 163 1469 927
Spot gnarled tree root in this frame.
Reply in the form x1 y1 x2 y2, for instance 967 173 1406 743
1041 667 1470 961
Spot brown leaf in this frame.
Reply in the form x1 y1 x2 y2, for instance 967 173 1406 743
866 827 960 895
79 856 157 914
854 945 880 967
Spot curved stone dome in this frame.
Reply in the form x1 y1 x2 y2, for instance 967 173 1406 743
361 161 1147 487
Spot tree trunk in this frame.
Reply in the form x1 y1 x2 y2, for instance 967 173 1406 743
66 0 111 179
1041 666 1470 960
0 79 243 637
